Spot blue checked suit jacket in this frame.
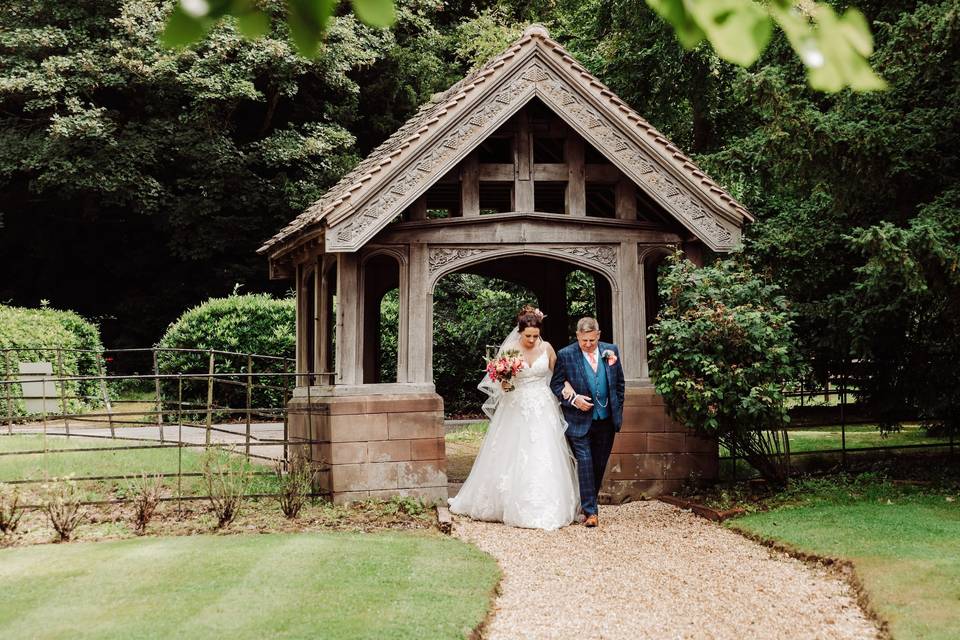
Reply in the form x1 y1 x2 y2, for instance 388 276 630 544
550 341 625 437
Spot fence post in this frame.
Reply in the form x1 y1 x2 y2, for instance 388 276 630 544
177 374 183 516
153 348 163 428
95 353 115 438
282 381 290 473
840 362 847 469
56 348 69 436
4 351 13 435
245 355 252 458
205 350 215 447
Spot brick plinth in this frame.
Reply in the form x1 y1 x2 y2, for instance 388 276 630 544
601 387 718 502
287 391 448 505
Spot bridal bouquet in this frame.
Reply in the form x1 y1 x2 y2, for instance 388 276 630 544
485 349 524 392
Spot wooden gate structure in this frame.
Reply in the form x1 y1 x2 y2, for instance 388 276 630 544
259 26 752 504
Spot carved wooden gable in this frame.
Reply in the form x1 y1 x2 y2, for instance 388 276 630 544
259 25 752 258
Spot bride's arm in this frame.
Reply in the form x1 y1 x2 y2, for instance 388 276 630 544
545 343 575 401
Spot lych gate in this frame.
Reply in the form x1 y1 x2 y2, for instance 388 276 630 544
259 26 751 504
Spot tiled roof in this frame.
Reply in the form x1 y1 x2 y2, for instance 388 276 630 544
259 25 751 255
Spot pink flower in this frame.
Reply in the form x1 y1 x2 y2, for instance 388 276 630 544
602 349 618 366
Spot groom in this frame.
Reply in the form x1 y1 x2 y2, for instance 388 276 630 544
550 317 625 527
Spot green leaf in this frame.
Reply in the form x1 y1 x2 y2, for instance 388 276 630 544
646 0 706 49
287 0 336 57
236 9 271 39
838 8 874 57
685 0 772 67
351 0 396 28
161 5 209 48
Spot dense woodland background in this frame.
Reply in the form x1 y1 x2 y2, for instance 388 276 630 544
1 1 957 422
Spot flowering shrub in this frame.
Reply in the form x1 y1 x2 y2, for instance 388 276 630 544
648 253 803 483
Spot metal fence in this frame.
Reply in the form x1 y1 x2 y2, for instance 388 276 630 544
723 367 957 480
0 346 331 508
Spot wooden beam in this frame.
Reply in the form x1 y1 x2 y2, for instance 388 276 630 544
460 153 480 217
565 136 585 216
478 164 514 181
615 178 637 220
586 164 622 183
513 111 534 212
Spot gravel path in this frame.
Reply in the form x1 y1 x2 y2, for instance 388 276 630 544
453 501 880 640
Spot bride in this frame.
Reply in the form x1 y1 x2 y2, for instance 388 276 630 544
448 305 579 530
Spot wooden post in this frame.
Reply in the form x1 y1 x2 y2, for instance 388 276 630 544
205 350 215 446
245 355 252 458
410 197 427 221
96 355 115 438
406 245 432 383
615 178 637 220
619 243 643 381
461 153 480 217
334 253 362 385
565 136 585 216
513 111 534 211
153 349 163 427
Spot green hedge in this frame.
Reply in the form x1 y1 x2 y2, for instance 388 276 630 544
0 304 105 417
156 294 295 418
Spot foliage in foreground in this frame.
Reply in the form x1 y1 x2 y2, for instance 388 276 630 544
201 447 252 528
39 477 86 542
0 484 23 535
648 254 802 483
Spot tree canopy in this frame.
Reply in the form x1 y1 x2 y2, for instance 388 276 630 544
1 0 957 429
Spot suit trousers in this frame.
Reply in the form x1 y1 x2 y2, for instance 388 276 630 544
566 418 616 516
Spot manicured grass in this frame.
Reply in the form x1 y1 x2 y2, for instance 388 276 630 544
730 477 960 640
0 532 499 639
719 424 951 458
0 435 276 498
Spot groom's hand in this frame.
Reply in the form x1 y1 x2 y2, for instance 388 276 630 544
572 394 594 412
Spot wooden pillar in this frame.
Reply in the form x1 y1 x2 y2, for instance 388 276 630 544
615 178 637 221
565 136 585 216
618 242 644 381
406 245 433 383
461 153 480 217
410 197 427 221
295 262 304 382
595 273 614 342
639 256 651 380
318 258 332 383
335 252 362 385
513 112 534 212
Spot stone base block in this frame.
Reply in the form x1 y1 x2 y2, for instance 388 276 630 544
601 386 719 499
287 389 448 505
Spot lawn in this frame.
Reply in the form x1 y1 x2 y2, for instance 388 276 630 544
729 476 960 640
445 422 487 482
0 532 499 640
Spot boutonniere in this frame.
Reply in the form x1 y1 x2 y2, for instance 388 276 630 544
601 349 618 366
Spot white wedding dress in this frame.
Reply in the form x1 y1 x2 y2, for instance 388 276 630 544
448 350 579 530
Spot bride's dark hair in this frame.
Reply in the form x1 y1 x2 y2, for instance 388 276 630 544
517 304 544 330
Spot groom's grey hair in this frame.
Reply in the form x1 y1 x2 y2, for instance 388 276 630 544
576 317 600 333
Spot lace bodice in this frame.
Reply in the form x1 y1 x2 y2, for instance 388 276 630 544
512 350 552 388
